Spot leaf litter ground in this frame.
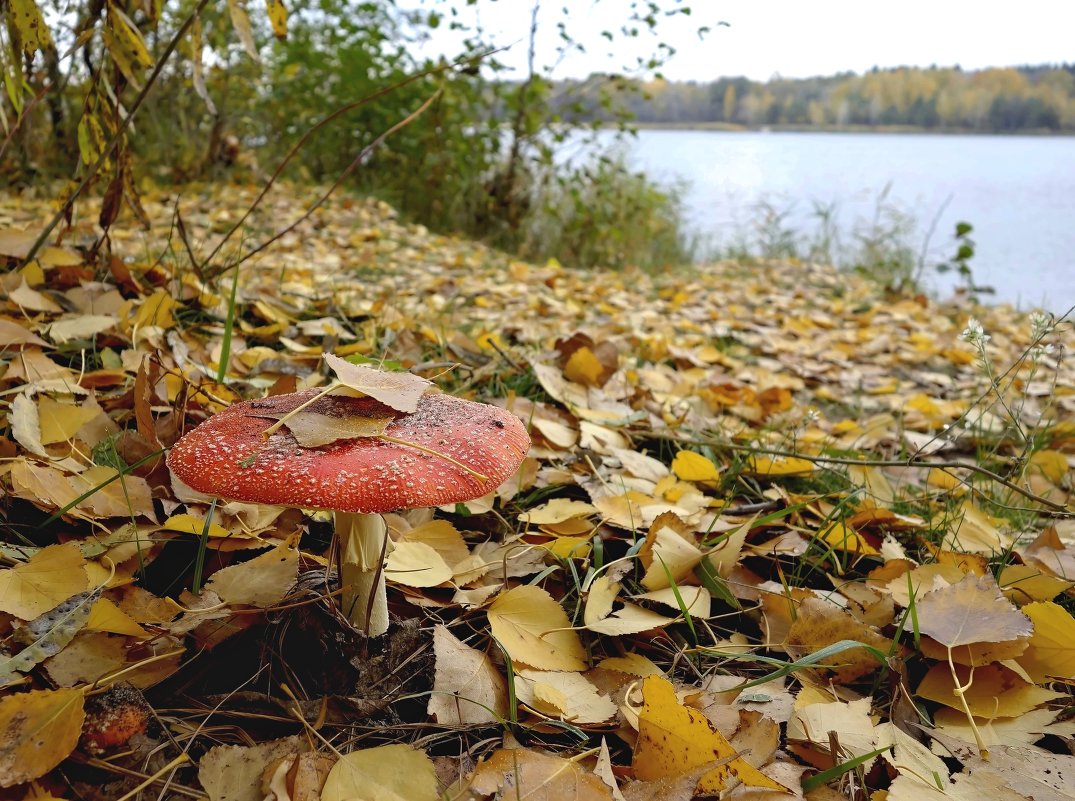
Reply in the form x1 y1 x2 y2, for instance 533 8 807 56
0 184 1073 800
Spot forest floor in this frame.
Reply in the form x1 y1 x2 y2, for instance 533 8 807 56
0 183 1073 801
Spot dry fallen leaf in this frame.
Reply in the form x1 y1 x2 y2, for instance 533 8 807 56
1016 601 1075 683
468 747 615 801
0 687 86 788
428 624 508 725
205 536 298 607
321 744 438 801
633 675 788 795
913 574 1032 658
0 543 89 620
487 585 587 671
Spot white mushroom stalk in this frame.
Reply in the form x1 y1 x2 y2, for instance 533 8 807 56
336 511 393 635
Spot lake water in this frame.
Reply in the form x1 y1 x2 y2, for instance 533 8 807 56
609 130 1075 314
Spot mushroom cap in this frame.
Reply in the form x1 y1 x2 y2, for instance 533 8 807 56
167 390 531 513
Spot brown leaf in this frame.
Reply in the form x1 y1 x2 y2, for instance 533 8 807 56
914 573 1032 650
468 748 615 801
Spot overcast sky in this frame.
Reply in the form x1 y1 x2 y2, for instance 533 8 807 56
419 0 1074 82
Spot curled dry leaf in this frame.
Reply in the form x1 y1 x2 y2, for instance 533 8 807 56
323 353 433 414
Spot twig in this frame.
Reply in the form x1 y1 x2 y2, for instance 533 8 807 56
230 90 442 271
202 51 496 274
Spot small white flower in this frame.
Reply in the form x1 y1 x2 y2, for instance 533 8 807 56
1029 311 1052 339
961 317 989 346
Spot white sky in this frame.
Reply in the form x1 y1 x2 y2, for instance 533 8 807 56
416 0 1075 82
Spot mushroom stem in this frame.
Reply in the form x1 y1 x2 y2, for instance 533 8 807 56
335 511 393 636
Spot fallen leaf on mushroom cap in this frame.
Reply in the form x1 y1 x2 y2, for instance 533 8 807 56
260 408 394 447
912 573 1032 661
323 353 433 413
633 676 788 795
487 585 587 671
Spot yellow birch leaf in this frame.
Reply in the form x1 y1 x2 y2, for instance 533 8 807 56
322 744 437 801
1028 450 1069 484
323 353 432 413
519 499 597 525
468 748 614 800
205 536 298 607
385 541 452 587
265 0 288 40
745 454 816 476
85 597 149 637
671 450 720 482
131 289 176 330
37 397 100 445
1016 601 1075 683
998 565 1074 605
915 574 1032 651
0 543 88 620
0 688 85 788
917 662 1063 717
563 346 604 386
487 585 586 671
161 514 235 539
428 625 507 725
633 675 787 794
264 408 393 447
816 521 878 555
7 0 53 55
514 669 617 724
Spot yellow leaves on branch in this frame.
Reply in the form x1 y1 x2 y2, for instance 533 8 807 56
632 676 788 796
265 0 288 40
6 0 52 55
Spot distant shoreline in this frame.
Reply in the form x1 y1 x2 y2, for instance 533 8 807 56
629 121 1073 137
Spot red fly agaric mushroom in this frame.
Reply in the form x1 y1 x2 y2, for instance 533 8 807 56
167 388 530 635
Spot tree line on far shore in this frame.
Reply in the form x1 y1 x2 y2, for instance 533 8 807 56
561 64 1075 132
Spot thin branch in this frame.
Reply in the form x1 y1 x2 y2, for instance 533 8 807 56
231 90 442 270
22 0 214 265
202 50 496 274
